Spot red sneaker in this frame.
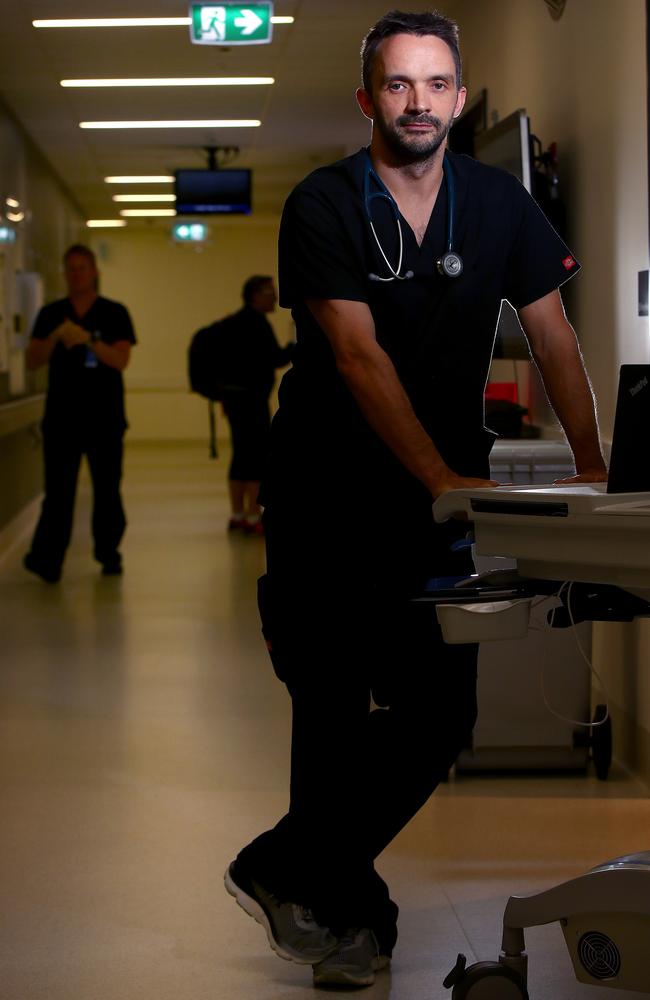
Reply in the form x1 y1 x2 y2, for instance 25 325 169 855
243 519 264 536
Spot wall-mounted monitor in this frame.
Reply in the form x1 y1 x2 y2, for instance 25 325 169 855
474 108 532 193
474 109 533 360
174 168 252 215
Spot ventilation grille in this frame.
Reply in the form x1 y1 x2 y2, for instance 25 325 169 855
578 932 622 980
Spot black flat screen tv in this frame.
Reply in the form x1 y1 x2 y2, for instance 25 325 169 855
474 109 533 360
174 168 252 215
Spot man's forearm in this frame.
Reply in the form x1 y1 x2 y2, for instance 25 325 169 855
91 340 130 371
26 334 57 370
531 333 606 472
336 345 451 494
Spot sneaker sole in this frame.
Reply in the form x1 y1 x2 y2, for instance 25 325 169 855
313 953 390 988
224 864 331 965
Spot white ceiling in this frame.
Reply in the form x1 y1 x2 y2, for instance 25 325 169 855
0 0 453 220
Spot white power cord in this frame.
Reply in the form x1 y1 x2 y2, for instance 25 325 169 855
536 581 610 728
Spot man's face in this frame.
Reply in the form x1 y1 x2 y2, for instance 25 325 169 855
64 253 98 296
357 33 466 163
251 280 277 313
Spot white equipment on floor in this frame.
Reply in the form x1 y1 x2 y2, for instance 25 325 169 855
431 482 650 998
460 441 593 774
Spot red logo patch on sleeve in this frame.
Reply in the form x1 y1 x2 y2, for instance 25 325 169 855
562 255 576 270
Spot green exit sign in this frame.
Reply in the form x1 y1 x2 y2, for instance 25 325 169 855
172 222 208 243
190 3 273 45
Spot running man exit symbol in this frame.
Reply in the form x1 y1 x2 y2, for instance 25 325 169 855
189 3 273 45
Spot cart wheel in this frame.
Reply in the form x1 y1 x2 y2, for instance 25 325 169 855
444 955 529 999
592 703 612 781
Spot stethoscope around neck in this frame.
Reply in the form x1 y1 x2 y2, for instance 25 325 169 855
363 151 463 282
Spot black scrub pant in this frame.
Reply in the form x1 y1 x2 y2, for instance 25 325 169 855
237 496 479 952
28 427 126 574
221 390 271 483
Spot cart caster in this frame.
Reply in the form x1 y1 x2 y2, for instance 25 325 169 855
443 953 529 999
592 703 612 780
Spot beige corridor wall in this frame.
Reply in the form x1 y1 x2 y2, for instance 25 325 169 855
451 0 650 782
0 99 84 541
91 220 293 442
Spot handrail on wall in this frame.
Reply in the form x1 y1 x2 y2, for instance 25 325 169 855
0 394 44 439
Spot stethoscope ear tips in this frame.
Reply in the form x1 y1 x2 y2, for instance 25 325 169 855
436 252 463 279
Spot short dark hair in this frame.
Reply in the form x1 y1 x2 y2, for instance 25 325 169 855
360 9 462 94
242 275 273 304
63 244 97 267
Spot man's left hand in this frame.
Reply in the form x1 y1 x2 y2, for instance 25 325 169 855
554 467 608 485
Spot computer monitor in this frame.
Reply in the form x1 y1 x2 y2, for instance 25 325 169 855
474 110 533 361
607 364 650 493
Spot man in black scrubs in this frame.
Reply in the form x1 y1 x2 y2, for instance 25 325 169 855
225 10 608 988
24 244 136 582
219 275 293 535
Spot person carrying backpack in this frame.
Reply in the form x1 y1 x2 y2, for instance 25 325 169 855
190 276 293 534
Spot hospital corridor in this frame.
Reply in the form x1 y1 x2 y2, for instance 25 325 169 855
0 442 649 1000
1 0 650 997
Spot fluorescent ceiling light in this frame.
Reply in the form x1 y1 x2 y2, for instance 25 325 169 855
105 176 174 184
81 120 260 129
34 18 191 27
34 16 293 27
119 209 176 217
63 77 274 88
86 219 127 228
112 194 176 202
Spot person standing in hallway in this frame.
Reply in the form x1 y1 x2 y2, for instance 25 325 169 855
24 244 136 582
217 275 293 535
224 8 608 990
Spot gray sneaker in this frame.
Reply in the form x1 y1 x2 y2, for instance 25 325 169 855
224 860 338 965
312 928 391 987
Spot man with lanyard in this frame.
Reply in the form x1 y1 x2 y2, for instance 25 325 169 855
24 244 136 582
225 9 607 989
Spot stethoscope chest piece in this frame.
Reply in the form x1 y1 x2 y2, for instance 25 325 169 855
436 250 463 279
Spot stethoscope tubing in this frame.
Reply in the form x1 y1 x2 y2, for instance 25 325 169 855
363 150 458 281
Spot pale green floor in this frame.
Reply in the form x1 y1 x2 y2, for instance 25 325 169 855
1 442 649 1000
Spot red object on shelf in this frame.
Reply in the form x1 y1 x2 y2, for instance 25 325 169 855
484 381 519 404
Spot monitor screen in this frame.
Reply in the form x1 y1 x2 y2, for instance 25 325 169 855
474 109 532 192
174 169 252 215
474 109 532 360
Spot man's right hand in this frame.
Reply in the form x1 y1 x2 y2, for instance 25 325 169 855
431 470 501 500
57 320 90 349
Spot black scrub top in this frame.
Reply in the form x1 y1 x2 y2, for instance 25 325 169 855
32 295 136 433
218 305 293 398
262 147 580 507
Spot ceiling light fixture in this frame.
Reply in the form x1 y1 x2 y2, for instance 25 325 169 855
80 120 261 130
105 176 174 184
34 16 293 28
86 220 128 228
112 194 176 202
6 197 20 208
63 77 274 88
119 209 177 217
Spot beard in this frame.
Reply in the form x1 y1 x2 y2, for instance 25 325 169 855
374 110 455 163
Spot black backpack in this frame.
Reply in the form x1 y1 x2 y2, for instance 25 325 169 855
188 315 237 458
188 317 234 402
